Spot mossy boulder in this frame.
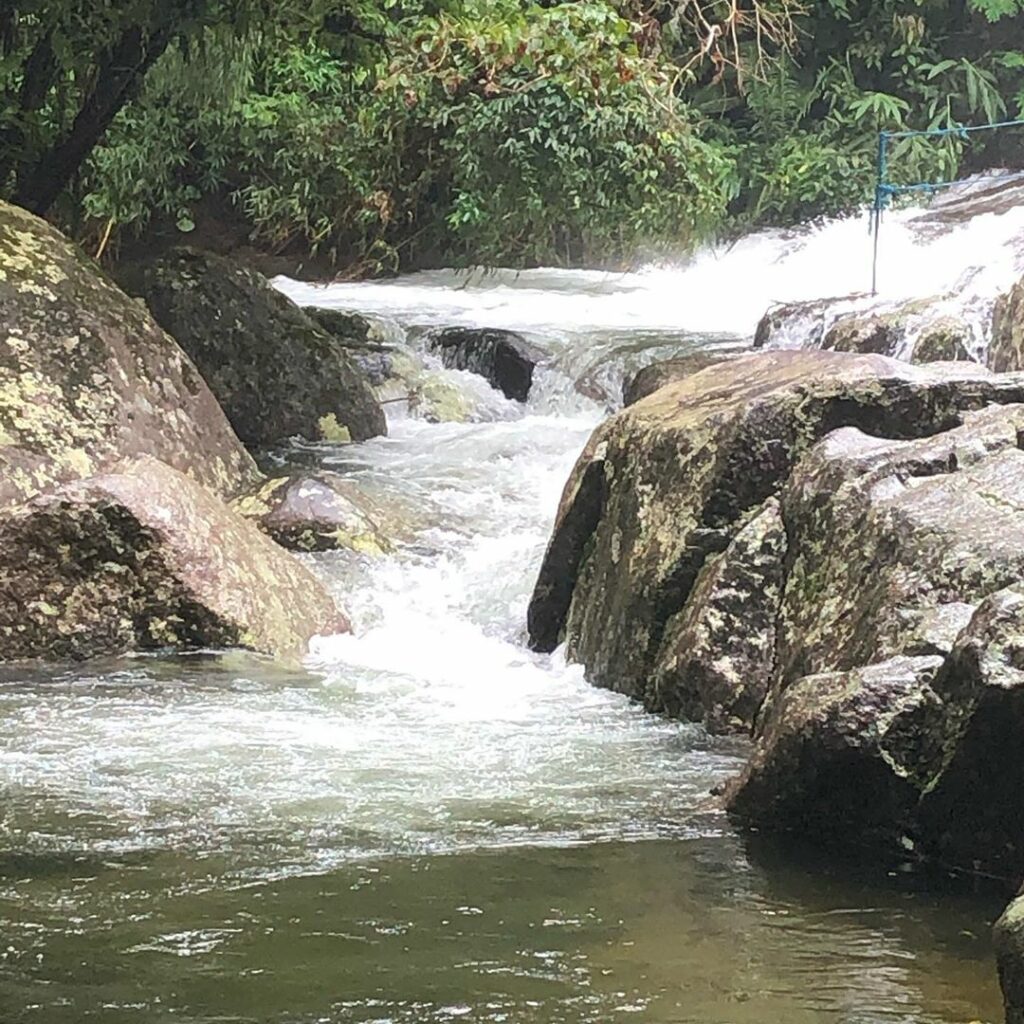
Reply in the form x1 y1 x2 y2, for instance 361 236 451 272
132 248 386 445
0 201 258 508
0 456 348 662
234 471 416 554
428 327 545 402
528 351 1024 724
622 352 731 406
990 277 1024 372
727 407 1024 873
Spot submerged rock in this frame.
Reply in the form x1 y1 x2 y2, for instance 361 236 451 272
622 352 731 406
428 327 545 402
132 249 386 446
234 471 414 554
0 201 258 507
823 306 973 364
753 296 862 350
377 351 476 423
755 294 974 364
0 456 348 662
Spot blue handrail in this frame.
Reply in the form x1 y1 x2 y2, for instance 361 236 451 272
870 119 1024 294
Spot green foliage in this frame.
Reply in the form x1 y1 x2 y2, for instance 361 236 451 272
6 0 1024 268
79 0 737 268
711 0 1024 226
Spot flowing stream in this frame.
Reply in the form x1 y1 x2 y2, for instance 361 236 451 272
4 193 1024 1023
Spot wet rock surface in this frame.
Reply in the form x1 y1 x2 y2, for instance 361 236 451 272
0 456 348 662
646 497 786 733
132 249 386 445
529 350 1024 877
996 895 1024 1024
303 306 397 386
755 293 975 363
622 352 731 406
0 202 258 507
234 471 416 554
428 327 545 402
990 277 1024 372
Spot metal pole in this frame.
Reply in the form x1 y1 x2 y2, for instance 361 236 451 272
871 132 889 296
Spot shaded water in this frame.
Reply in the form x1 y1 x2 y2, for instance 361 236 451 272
2 201 1022 1022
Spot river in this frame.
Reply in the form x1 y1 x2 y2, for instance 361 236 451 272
3 193 1024 1022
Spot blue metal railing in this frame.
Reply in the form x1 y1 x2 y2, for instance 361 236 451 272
871 118 1024 294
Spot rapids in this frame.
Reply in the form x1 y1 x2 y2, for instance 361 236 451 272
2 193 1022 1022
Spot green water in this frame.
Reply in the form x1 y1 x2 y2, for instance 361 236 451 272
0 834 1003 1023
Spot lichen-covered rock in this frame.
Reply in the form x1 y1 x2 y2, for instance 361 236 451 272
132 248 386 445
0 456 348 662
990 277 1024 372
528 354 1024 718
754 294 974 365
726 407 1024 877
646 498 786 733
234 471 415 554
909 320 973 363
428 327 545 402
772 409 1024 688
0 201 258 507
303 306 398 386
823 307 973 364
622 352 731 406
726 655 948 846
915 583 1024 877
996 895 1024 1024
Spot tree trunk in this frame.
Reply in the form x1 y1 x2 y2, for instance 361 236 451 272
12 22 177 215
0 31 59 189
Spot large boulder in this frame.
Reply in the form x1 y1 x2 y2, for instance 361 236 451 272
528 352 1024 728
428 327 545 402
622 352 731 406
529 350 1024 875
131 249 386 445
0 201 258 507
990 277 1024 372
727 406 1024 868
0 456 348 662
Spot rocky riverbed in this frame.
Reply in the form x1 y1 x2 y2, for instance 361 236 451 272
4 187 1024 1021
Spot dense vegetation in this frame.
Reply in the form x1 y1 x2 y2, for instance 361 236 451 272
2 0 1024 271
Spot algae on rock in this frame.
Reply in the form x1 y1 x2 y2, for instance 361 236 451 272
0 201 259 507
131 248 386 446
0 456 348 662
